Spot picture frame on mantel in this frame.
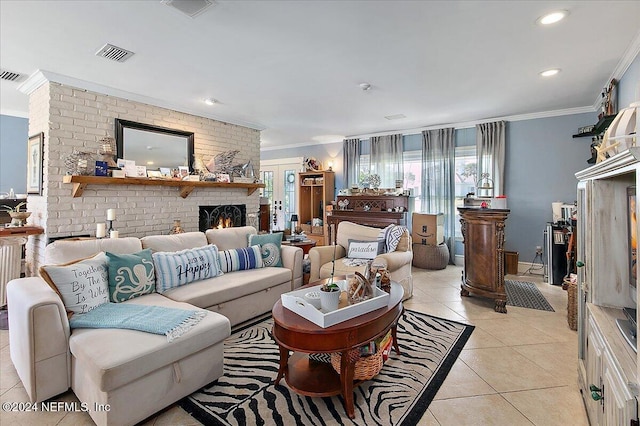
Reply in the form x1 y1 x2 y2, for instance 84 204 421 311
27 132 44 195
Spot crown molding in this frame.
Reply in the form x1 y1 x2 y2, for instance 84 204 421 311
0 108 29 118
16 70 49 95
18 69 266 131
342 106 596 141
592 29 640 109
261 139 342 151
260 105 597 151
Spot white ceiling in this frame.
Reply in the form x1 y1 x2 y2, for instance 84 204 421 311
1 1 639 149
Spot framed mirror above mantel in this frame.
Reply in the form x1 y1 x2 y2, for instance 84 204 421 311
115 119 195 172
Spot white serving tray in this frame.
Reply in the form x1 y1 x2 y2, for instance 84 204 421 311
281 280 390 328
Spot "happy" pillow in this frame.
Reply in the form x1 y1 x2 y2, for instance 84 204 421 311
152 245 223 293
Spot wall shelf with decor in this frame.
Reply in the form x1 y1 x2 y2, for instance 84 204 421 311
572 114 616 138
62 175 265 198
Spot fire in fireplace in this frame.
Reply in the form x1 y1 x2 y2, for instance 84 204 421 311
199 205 246 232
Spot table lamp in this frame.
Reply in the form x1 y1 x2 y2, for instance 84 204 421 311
290 214 299 235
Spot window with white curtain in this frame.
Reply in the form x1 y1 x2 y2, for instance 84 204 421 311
454 145 477 237
402 150 422 212
358 154 370 185
359 138 476 232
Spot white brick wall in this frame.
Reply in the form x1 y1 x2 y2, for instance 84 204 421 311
27 82 261 271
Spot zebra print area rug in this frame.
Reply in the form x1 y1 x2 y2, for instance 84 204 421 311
505 280 555 312
179 310 474 425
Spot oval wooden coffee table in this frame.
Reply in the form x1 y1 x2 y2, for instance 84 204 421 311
272 279 404 419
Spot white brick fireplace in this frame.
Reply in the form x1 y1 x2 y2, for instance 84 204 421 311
21 75 261 272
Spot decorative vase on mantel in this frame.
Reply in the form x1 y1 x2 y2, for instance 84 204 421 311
193 154 207 175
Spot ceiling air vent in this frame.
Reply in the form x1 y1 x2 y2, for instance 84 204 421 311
0 70 23 82
161 0 215 18
95 44 135 63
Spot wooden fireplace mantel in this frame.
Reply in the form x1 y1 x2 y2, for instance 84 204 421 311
62 175 265 198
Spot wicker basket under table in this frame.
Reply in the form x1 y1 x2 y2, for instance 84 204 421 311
330 349 384 381
567 280 577 331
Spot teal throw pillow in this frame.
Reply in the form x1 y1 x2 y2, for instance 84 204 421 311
248 232 283 267
106 249 156 302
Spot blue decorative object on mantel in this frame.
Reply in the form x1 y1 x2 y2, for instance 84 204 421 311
95 161 108 176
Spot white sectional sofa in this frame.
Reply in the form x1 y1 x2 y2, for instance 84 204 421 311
7 226 303 426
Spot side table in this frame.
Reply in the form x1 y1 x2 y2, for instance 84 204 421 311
0 226 44 307
281 239 317 255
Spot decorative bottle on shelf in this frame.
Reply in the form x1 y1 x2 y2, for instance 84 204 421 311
169 219 184 234
192 154 207 174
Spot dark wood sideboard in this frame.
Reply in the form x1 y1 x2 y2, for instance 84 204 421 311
327 194 409 243
458 207 510 313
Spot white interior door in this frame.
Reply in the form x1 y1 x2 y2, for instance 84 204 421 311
260 157 302 232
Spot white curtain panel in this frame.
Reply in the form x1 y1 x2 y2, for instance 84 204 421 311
342 138 360 188
370 134 403 188
476 121 506 196
421 127 456 257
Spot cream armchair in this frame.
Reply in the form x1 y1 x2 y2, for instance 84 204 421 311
308 221 413 300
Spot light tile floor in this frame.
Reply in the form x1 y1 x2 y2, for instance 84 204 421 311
0 266 589 425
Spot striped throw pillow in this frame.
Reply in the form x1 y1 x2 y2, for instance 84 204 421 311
218 245 263 272
152 245 223 293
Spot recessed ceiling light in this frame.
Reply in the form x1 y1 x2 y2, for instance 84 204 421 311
204 98 216 105
540 68 561 77
537 10 569 25
359 83 372 91
385 114 406 120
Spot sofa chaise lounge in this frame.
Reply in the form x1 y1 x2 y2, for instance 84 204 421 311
7 226 303 426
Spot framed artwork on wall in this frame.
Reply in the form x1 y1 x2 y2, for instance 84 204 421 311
27 132 44 195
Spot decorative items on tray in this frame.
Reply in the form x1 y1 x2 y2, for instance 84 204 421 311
319 280 341 312
312 260 390 313
347 272 375 305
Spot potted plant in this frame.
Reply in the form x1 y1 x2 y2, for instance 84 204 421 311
319 280 341 312
319 241 341 311
1 201 31 227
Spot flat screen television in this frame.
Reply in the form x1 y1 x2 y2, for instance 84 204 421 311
617 186 638 352
629 186 637 304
